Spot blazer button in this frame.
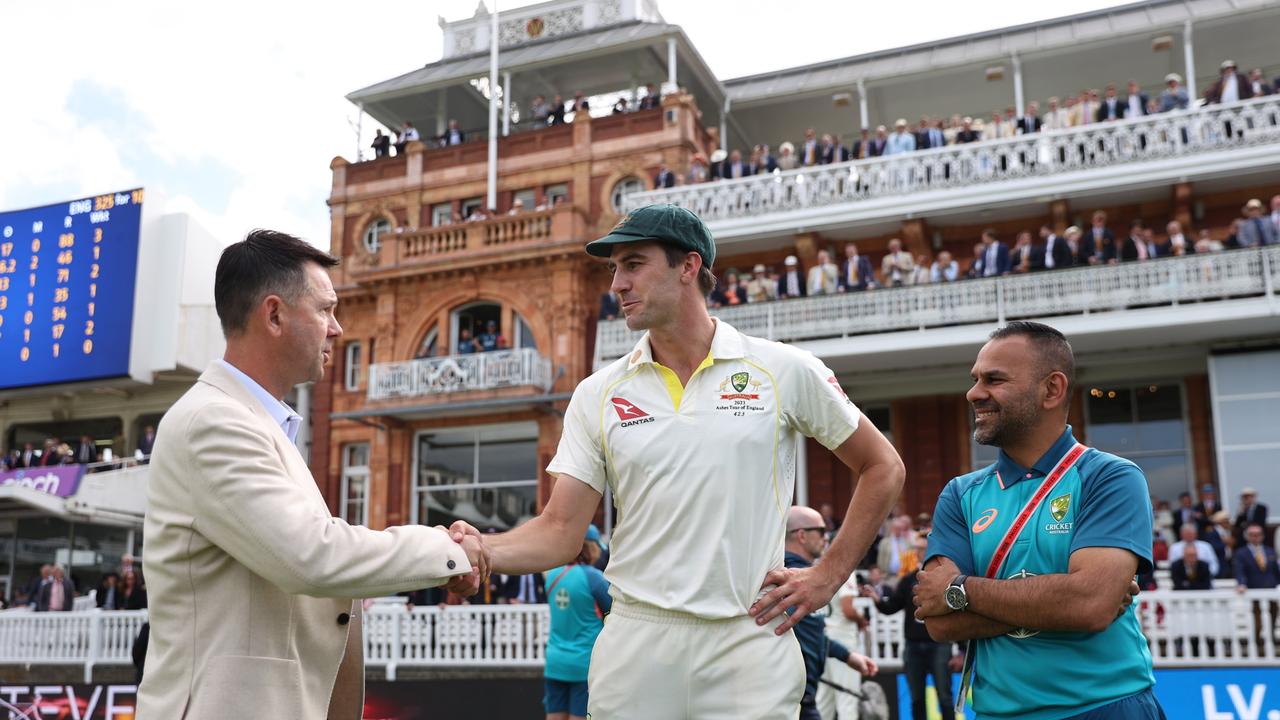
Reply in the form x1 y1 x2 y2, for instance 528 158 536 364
447 560 456 570
337 612 350 626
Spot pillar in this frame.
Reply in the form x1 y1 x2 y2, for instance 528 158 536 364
1183 20 1197 103
1172 182 1194 232
664 36 678 95
794 232 820 268
1011 52 1025 115
1050 199 1070 235
899 219 930 259
857 78 869 131
502 71 512 137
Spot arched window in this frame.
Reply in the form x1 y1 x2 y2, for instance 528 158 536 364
610 176 645 213
362 218 392 254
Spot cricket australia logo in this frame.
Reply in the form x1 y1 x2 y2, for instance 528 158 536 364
1045 493 1073 534
718 371 761 400
1005 569 1041 639
554 587 571 610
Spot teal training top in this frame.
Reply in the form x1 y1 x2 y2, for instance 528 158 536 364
544 563 612 682
926 426 1155 720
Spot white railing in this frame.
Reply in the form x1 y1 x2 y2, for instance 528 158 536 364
595 246 1280 364
624 96 1280 221
1 591 1276 679
367 347 553 401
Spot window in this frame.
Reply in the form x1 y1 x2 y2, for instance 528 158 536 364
412 423 539 531
362 218 392 254
415 326 439 359
344 341 362 391
610 177 645 213
341 444 370 526
544 183 569 208
512 189 537 210
431 203 453 227
1086 383 1191 503
461 197 485 220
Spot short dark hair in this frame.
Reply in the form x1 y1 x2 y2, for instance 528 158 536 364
214 229 338 337
661 244 717 296
989 321 1076 395
981 228 998 241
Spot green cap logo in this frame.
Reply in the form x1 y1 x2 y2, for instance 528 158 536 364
1050 493 1071 523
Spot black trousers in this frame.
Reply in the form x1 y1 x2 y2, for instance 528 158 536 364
799 690 822 720
905 640 955 720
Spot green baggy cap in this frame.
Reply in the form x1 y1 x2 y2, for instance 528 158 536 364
586 204 716 268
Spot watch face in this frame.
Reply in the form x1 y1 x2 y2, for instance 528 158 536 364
945 586 966 610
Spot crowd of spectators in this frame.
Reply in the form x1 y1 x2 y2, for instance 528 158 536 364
656 60 1278 188
0 426 156 472
597 193 1280 317
1154 485 1278 593
7 561 147 612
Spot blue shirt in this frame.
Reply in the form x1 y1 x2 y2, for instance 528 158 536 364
216 359 302 442
544 563 612 682
884 131 916 155
926 426 1155 720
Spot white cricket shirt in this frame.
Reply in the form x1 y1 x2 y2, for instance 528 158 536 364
547 320 861 618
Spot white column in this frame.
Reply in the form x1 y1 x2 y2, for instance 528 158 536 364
294 383 311 455
663 36 678 95
720 97 730 152
502 71 512 136
355 102 364 161
487 4 499 211
1012 52 1025 114
795 433 809 507
1183 20 1197 102
857 78 869 131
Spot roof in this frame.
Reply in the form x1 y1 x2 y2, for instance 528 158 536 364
722 0 1280 105
349 20 687 104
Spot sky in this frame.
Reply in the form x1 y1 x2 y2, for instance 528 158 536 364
0 0 1125 250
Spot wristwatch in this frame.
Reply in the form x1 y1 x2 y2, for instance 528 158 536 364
944 574 969 611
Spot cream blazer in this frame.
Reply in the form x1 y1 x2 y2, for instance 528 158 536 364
136 362 469 720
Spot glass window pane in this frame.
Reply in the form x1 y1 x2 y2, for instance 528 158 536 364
419 433 475 487
344 443 369 469
1131 453 1191 505
477 438 538 483
1086 389 1137 453
1217 397 1280 447
418 484 537 532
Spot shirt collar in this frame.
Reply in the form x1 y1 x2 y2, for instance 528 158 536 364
626 319 745 370
216 359 302 443
993 425 1079 489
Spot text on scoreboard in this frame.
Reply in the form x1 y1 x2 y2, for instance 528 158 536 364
0 189 143 390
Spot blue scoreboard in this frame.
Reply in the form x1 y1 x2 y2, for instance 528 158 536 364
0 189 144 390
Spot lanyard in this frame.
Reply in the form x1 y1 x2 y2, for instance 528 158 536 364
956 442 1088 714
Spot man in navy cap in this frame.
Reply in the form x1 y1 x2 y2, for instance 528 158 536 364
479 204 905 718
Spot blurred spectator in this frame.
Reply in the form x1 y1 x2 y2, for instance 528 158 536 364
1194 484 1221 528
1235 524 1279 591
955 117 980 143
1159 74 1190 112
1171 543 1213 590
799 128 820 167
1015 103 1041 135
440 119 465 147
711 269 749 307
1042 98 1068 130
1168 524 1220 577
908 255 931 285
1125 80 1150 118
20 564 52 607
1224 219 1242 249
121 568 147 610
1164 221 1194 256
980 229 1011 277
876 514 918 585
966 242 986 279
1237 199 1277 247
839 243 876 292
1206 510 1234 576
138 425 157 457
868 126 889 157
751 144 777 175
1037 224 1069 270
73 436 95 465
599 291 619 320
1141 226 1161 260
371 129 391 159
457 327 478 355
1011 230 1037 273
806 250 839 295
930 251 958 283
777 142 798 171
97 572 122 609
1153 498 1174 542
745 265 777 303
549 94 567 125
1171 491 1200 537
885 119 916 155
503 572 547 604
507 198 526 215
1080 210 1111 265
655 164 676 189
1098 84 1124 121
1205 60 1252 104
17 442 37 468
880 239 915 287
638 83 660 110
612 97 629 115
475 320 504 352
543 526 611 720
395 121 419 155
530 95 551 125
708 149 727 180
1248 68 1273 97
36 565 75 612
570 91 590 114
721 149 748 180
1234 487 1268 541
1271 194 1280 233
778 256 807 299
688 154 709 184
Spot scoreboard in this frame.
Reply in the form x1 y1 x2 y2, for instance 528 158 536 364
0 189 144 390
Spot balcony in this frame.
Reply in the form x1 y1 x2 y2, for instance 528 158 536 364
623 95 1280 242
595 246 1280 366
368 347 553 402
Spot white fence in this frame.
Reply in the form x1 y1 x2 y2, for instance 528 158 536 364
624 95 1280 222
367 347 553 401
3 590 1275 679
595 246 1280 364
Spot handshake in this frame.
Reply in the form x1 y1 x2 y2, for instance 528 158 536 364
436 520 492 597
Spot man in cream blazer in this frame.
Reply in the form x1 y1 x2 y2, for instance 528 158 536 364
137 230 486 720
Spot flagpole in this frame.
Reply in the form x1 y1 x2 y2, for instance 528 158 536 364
487 1 499 212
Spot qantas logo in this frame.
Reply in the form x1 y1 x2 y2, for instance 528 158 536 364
610 397 655 427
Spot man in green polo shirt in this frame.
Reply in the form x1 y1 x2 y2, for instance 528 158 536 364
915 321 1164 720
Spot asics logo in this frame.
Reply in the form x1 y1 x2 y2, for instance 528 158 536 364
972 508 998 534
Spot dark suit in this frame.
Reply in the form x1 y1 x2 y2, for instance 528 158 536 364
74 441 96 465
1171 505 1201 539
38 448 61 467
17 449 37 468
751 156 778 175
599 292 620 320
1203 529 1230 577
1096 98 1125 122
955 130 981 144
866 138 887 157
36 578 76 612
1043 235 1073 270
982 242 1011 276
502 573 547 604
655 169 675 188
1205 72 1255 104
1105 236 1143 263
1078 227 1112 265
1016 116 1042 135
1124 93 1151 118
1171 560 1213 590
138 432 156 457
1235 503 1269 538
778 269 807 299
839 256 875 291
1234 545 1280 589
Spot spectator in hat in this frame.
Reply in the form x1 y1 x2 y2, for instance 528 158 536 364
1205 60 1253 104
543 524 612 720
1159 74 1190 112
1237 199 1278 247
778 256 807 299
708 149 728 181
1208 510 1238 574
884 119 916 155
743 264 776 303
776 142 798 171
1235 487 1269 541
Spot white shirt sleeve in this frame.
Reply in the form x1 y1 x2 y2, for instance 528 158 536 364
780 349 862 450
546 382 608 493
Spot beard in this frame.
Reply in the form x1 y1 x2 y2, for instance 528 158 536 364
973 392 1040 447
